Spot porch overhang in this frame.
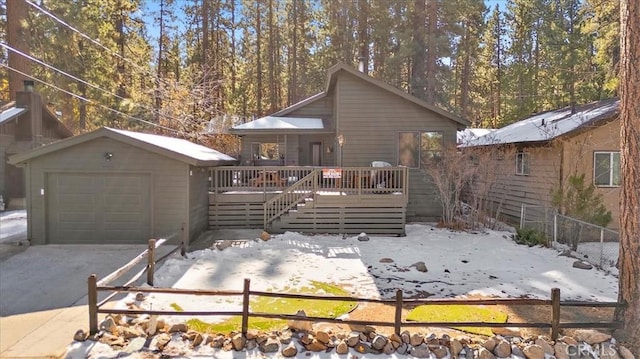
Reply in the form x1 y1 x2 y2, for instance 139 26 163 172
230 116 333 135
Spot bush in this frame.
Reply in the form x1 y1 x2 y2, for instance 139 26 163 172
512 227 547 247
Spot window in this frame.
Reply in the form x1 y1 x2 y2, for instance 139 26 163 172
594 152 620 187
398 131 443 168
515 152 529 175
251 143 279 160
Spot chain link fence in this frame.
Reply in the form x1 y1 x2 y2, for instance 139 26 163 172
520 205 619 276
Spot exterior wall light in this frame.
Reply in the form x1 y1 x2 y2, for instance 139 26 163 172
104 152 114 161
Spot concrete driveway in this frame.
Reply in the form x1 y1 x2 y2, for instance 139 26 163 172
0 243 174 358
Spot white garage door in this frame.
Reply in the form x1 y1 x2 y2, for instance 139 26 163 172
46 173 151 244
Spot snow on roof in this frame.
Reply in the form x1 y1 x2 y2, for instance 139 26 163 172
107 127 237 162
462 98 619 147
0 106 28 125
457 128 495 145
232 116 325 130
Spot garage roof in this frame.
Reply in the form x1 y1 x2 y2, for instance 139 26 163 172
9 127 237 167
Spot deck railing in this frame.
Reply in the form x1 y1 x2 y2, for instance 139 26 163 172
264 170 320 227
209 166 409 196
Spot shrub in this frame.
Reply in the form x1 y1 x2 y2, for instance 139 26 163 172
512 227 547 247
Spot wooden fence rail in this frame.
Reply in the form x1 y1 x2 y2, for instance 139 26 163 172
89 243 623 339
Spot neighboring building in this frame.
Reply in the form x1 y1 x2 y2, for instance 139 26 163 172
462 98 621 229
230 63 469 220
0 83 73 208
9 127 237 244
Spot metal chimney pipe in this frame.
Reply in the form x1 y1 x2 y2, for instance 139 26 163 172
358 57 366 73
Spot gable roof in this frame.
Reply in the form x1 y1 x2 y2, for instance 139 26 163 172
233 63 469 132
462 98 619 147
231 116 332 135
9 127 237 167
0 101 73 137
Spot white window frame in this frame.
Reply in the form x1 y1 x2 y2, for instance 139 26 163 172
515 152 530 175
593 151 621 187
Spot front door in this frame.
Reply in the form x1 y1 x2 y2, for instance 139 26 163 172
311 143 322 166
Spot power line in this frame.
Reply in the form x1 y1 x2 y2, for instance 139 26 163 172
1 63 178 133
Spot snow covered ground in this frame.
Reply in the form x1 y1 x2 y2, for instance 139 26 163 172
0 210 28 244
68 223 619 359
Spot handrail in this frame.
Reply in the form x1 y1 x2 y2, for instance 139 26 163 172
263 169 320 227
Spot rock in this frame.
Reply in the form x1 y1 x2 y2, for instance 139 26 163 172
315 330 331 344
100 317 117 333
492 327 522 337
410 333 424 346
119 326 143 339
554 341 569 359
380 257 394 263
479 347 497 359
425 333 439 345
287 310 313 332
494 340 512 358
124 337 146 353
100 333 125 347
600 343 621 359
574 330 612 345
390 333 402 344
347 332 360 347
245 339 257 350
210 335 225 348
135 292 145 301
397 343 410 355
279 330 293 344
153 333 171 351
306 339 327 352
231 333 246 351
511 344 525 358
215 240 233 251
191 332 204 347
371 335 388 350
535 338 554 355
523 344 545 359
300 333 314 345
573 260 593 270
450 339 463 358
484 338 498 351
260 337 280 353
146 316 158 335
413 261 428 272
432 345 449 359
618 345 635 359
168 323 188 333
73 329 87 342
412 343 432 358
282 342 298 357
245 329 260 340
560 336 578 345
357 233 369 241
383 341 395 355
401 330 411 344
260 231 271 241
336 340 349 354
354 341 372 354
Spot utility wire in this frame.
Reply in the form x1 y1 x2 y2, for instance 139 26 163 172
23 0 173 89
1 42 186 126
1 63 178 133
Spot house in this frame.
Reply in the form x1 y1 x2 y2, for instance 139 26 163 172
0 82 73 208
462 98 621 229
9 127 237 244
229 63 469 222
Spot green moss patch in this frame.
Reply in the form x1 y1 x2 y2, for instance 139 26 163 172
405 305 508 336
184 281 357 334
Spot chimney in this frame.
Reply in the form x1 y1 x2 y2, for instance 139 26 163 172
23 80 34 92
357 56 366 73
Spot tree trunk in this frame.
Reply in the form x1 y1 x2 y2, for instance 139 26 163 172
256 1 263 116
425 0 437 105
615 0 640 353
7 0 31 100
411 0 427 100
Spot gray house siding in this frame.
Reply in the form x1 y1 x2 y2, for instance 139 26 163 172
286 96 335 129
0 134 9 198
334 71 459 219
188 165 210 241
25 137 189 244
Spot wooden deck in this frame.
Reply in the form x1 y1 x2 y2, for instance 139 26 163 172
208 166 408 235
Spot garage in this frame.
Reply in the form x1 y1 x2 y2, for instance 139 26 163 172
47 173 151 244
9 127 237 244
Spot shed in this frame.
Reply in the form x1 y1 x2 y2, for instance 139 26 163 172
9 127 237 244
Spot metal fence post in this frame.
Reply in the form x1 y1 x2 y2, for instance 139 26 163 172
520 204 526 228
599 228 605 268
551 288 560 340
242 278 250 336
147 239 156 286
553 213 558 245
88 274 98 335
394 290 403 335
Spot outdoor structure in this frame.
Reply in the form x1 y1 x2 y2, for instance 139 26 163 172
9 127 237 244
463 98 621 229
0 82 73 208
228 63 469 224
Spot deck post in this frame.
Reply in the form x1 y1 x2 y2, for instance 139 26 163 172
394 290 403 335
147 239 156 286
88 274 98 335
551 288 560 340
242 278 251 336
